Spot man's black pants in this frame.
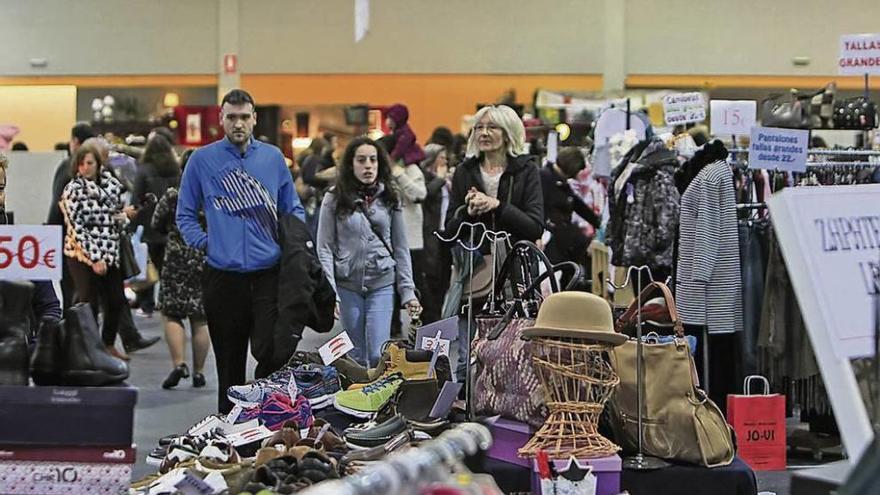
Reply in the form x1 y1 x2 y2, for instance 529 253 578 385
203 264 279 414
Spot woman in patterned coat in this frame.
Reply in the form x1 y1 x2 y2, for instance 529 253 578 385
60 144 130 359
151 149 211 389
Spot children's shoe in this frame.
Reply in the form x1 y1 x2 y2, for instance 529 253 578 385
333 372 405 418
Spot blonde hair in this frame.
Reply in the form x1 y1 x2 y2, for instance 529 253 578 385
465 105 525 158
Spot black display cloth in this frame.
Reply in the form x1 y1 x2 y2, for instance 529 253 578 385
464 451 757 495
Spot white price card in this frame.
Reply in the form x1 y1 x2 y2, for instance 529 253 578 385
839 33 880 75
319 331 355 365
0 225 62 281
710 100 757 136
662 92 706 126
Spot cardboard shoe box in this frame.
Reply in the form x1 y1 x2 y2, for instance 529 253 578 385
0 445 135 495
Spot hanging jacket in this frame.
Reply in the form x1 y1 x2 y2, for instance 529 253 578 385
445 153 544 248
607 138 680 273
275 214 336 365
676 160 743 334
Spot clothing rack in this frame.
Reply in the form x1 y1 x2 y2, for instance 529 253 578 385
736 203 767 210
299 423 493 495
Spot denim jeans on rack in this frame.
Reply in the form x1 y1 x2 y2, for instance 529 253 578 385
738 220 769 376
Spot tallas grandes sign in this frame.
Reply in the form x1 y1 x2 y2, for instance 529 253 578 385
839 33 880 75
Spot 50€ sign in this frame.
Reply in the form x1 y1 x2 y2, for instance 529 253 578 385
0 225 62 281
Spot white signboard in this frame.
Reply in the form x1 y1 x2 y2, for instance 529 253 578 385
710 100 757 136
839 33 880 75
768 185 880 463
748 126 809 172
0 225 62 281
318 331 355 365
662 92 706 126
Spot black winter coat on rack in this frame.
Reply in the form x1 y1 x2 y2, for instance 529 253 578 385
607 138 680 276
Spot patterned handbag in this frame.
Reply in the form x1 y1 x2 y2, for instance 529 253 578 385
471 241 580 427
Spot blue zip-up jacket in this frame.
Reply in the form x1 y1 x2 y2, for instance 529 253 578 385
177 137 304 272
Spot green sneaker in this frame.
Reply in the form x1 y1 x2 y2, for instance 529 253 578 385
332 372 405 418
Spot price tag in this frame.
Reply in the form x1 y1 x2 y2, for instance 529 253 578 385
710 100 757 136
421 336 451 357
318 331 355 365
0 225 62 281
662 92 706 126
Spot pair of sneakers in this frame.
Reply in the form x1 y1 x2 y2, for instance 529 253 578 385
227 363 340 410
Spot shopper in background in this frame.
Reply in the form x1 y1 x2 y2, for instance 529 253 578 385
81 137 160 355
445 104 543 380
419 143 453 324
299 137 331 238
429 126 454 160
540 146 600 269
152 149 210 389
177 89 304 414
60 144 130 361
385 104 426 167
47 122 96 309
316 137 420 367
389 134 427 328
131 133 180 316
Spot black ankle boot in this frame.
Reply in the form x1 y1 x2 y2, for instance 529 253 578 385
62 304 129 386
162 363 189 389
0 281 34 386
122 335 161 353
30 318 64 385
118 308 161 353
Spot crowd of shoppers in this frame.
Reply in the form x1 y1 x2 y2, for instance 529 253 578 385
21 90 607 415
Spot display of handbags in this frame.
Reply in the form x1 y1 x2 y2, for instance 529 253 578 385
607 281 736 467
761 82 877 130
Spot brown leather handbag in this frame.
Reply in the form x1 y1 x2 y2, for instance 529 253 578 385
608 282 736 467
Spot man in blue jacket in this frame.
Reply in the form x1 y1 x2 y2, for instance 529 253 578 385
177 89 304 413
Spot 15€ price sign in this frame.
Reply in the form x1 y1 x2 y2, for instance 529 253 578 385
0 225 62 281
710 100 757 136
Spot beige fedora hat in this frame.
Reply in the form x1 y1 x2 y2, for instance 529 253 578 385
522 292 627 346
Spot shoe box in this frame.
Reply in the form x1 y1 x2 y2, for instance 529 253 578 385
530 454 622 495
0 385 136 445
0 385 137 494
484 416 534 468
0 445 135 495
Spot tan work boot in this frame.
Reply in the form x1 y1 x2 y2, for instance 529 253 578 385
346 342 433 390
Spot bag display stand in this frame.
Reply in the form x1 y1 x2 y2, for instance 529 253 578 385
433 221 511 420
608 265 670 471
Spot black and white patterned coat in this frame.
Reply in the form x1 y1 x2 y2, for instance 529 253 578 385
61 169 126 267
675 160 743 334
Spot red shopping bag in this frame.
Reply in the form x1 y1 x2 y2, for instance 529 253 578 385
727 375 786 471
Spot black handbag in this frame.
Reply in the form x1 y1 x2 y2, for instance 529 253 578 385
833 97 878 129
118 229 140 280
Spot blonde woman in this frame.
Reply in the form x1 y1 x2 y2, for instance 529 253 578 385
444 105 544 380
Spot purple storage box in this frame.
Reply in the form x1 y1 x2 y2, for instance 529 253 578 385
532 455 622 495
485 416 534 468
0 385 137 446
